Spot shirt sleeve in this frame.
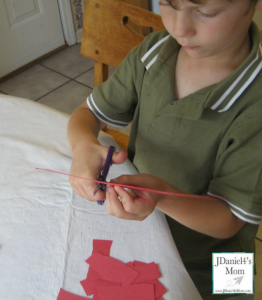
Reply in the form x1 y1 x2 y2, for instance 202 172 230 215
87 38 148 128
208 106 262 225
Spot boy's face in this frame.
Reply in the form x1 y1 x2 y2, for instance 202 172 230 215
159 0 256 61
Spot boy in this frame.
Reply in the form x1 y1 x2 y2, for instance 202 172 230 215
67 0 262 299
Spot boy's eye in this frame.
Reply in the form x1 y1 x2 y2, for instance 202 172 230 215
159 0 172 7
197 10 218 18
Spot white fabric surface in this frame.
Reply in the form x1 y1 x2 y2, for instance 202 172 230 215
0 95 202 300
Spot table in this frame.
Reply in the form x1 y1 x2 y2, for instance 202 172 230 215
0 95 202 300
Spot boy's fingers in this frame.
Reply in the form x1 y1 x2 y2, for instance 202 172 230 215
70 174 106 201
113 186 129 200
106 186 139 220
111 174 141 186
106 186 127 217
114 186 145 216
113 186 135 211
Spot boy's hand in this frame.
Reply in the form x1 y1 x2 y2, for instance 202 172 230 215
106 174 169 220
105 174 246 239
69 144 128 202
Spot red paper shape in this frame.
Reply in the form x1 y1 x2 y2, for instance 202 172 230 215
92 239 113 255
85 267 103 281
57 240 167 300
56 288 88 300
124 261 166 298
92 292 101 300
126 261 135 268
132 262 161 283
80 279 121 296
146 279 167 299
80 277 97 296
86 252 139 285
98 284 155 300
133 260 147 266
80 240 113 296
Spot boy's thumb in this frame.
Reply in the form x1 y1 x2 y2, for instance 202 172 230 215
112 150 128 165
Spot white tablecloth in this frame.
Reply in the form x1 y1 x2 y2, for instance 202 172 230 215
0 95 202 300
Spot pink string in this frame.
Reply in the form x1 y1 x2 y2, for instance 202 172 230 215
35 168 216 199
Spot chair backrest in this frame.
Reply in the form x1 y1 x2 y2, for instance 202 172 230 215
81 0 164 87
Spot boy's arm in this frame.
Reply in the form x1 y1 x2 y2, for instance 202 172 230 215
67 101 127 201
67 101 106 151
156 187 246 239
106 174 245 239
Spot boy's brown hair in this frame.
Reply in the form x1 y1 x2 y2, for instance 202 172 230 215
165 0 259 7
163 0 259 12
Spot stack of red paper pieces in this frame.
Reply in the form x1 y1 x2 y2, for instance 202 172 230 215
57 239 167 300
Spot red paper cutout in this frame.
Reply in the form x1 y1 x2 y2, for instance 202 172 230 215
86 252 139 285
92 292 101 300
126 261 135 268
92 239 112 255
56 239 167 300
131 262 161 283
84 266 103 282
80 278 96 296
80 279 120 297
146 279 168 299
56 288 88 300
133 260 147 266
80 239 113 295
98 284 155 300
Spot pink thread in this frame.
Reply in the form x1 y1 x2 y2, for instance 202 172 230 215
35 168 216 199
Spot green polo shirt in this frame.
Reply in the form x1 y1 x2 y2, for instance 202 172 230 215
88 22 262 300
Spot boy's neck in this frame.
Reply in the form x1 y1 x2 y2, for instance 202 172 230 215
174 33 252 100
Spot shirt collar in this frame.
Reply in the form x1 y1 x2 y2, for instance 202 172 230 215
141 22 262 117
205 22 262 113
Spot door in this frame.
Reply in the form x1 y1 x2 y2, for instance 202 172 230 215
0 0 65 78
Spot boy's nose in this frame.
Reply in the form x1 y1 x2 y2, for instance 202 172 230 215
172 11 196 38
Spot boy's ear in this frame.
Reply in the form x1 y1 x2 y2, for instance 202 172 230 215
255 0 262 10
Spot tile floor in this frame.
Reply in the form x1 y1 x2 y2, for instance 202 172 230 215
0 43 261 299
0 44 92 113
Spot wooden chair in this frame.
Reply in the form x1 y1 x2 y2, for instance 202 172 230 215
81 0 164 150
